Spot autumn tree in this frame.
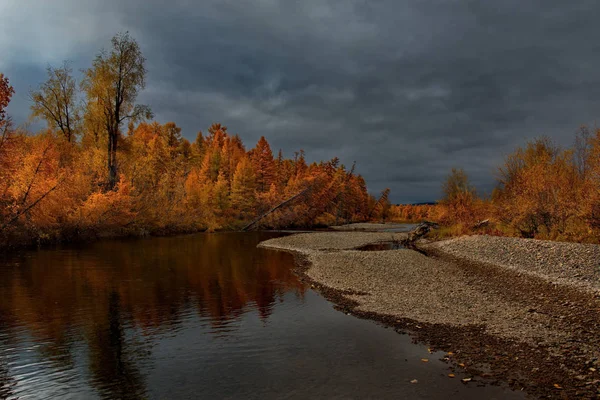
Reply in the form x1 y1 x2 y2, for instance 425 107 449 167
0 73 15 158
0 73 16 234
574 125 592 179
369 188 391 222
442 168 473 202
1 134 66 239
82 32 152 189
250 136 275 192
213 171 230 214
585 129 600 231
0 73 14 129
293 150 308 177
29 62 80 142
231 156 256 218
0 39 379 246
440 168 478 224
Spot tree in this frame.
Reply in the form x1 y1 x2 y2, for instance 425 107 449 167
0 73 15 149
213 171 230 213
163 122 182 149
251 136 275 192
231 156 256 216
0 74 17 233
30 62 80 142
442 168 475 203
81 32 152 189
440 168 477 224
0 73 14 129
369 188 391 221
574 125 592 180
495 138 577 237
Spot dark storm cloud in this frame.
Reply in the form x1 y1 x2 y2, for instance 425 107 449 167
3 0 600 202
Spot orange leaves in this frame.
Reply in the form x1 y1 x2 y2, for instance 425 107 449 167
435 129 600 242
1 116 373 245
231 156 257 215
1 39 377 246
0 134 65 235
389 204 439 223
438 168 481 226
75 176 136 231
494 136 586 239
250 136 275 192
0 73 14 127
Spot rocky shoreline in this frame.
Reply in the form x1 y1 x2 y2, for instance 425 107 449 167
258 231 600 399
422 235 600 293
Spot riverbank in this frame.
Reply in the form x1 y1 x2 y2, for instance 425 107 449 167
330 222 418 232
259 231 600 399
0 225 207 253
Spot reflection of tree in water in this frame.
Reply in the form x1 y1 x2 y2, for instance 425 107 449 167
0 361 16 400
0 277 19 399
0 232 306 396
189 234 304 327
0 324 17 400
87 290 147 399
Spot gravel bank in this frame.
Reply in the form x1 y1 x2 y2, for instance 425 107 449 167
259 231 407 252
331 223 417 232
260 232 574 343
259 232 600 399
422 235 600 293
305 249 567 342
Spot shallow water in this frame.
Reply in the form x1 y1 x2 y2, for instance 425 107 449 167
0 232 523 399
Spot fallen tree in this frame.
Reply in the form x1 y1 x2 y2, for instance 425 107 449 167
242 187 311 231
407 221 439 242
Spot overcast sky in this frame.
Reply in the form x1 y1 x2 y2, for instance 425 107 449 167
2 0 600 202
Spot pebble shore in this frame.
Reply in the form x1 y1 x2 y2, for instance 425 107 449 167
422 235 600 293
259 230 600 398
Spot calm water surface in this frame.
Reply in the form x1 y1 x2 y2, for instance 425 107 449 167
0 232 523 399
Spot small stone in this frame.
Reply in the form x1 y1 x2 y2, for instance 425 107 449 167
410 379 418 384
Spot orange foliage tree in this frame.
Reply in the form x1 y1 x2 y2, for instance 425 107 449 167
0 73 14 128
0 35 375 248
436 131 600 242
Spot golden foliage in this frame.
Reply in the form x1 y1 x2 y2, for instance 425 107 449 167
432 131 600 242
0 72 372 247
0 34 375 247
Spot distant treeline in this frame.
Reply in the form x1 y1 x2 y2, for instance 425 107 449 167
391 127 600 243
0 33 388 248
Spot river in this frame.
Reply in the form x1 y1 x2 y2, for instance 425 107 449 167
0 232 522 399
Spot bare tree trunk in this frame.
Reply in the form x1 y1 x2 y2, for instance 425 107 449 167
107 131 118 190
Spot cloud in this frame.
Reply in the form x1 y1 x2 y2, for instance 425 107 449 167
3 0 600 202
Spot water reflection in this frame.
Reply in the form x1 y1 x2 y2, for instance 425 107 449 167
0 232 303 399
0 232 523 399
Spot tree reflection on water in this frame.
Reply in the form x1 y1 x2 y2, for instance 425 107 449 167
0 232 304 398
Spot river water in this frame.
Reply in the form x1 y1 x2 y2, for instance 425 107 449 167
0 232 522 399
